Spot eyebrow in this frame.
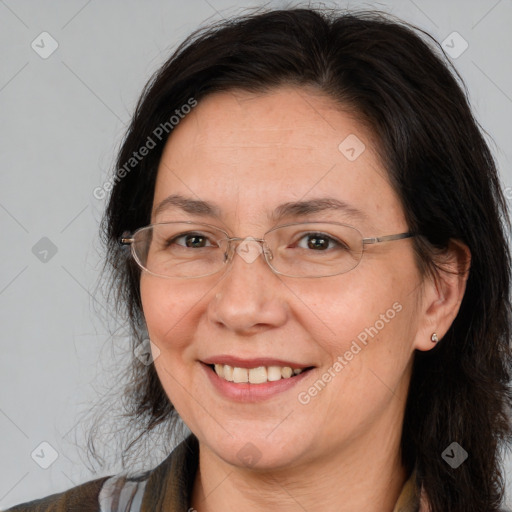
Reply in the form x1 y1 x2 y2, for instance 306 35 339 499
270 197 366 223
153 194 221 218
153 193 366 223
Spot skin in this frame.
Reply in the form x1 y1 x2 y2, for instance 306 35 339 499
140 86 469 511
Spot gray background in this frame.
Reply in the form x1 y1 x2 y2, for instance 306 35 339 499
1 0 511 509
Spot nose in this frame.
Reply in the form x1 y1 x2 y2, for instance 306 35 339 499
207 237 288 335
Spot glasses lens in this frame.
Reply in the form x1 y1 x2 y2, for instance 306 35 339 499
132 223 228 278
266 222 363 277
130 222 364 278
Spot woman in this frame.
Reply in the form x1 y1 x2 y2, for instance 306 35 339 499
7 7 511 512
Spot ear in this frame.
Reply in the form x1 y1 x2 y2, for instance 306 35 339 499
414 239 471 351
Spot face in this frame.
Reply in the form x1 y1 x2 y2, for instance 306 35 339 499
140 86 426 471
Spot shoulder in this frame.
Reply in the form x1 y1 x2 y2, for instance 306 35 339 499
3 476 110 512
4 435 199 512
3 471 153 512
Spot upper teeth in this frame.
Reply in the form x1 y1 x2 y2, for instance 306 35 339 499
214 364 304 384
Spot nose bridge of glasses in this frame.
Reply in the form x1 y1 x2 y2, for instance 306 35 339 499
223 236 272 266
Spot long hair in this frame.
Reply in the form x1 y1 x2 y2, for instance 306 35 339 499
96 8 512 510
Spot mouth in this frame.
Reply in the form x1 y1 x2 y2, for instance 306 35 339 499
200 357 315 402
200 355 316 402
208 363 314 384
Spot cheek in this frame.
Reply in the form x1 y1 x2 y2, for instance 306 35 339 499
139 276 201 351
335 273 420 392
139 277 201 410
295 261 421 397
285 269 412 346
313 291 417 422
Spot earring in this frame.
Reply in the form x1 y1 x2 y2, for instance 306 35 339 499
431 333 439 343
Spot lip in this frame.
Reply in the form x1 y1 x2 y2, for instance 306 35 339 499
201 355 311 369
200 361 314 403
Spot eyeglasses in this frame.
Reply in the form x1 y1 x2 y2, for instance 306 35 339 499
120 221 413 279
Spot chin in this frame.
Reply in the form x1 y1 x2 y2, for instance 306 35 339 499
197 427 310 471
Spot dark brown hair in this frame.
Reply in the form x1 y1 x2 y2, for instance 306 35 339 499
95 7 512 511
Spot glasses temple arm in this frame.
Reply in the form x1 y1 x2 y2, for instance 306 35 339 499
362 232 414 245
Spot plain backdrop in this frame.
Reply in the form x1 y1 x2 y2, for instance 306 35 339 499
1 0 512 509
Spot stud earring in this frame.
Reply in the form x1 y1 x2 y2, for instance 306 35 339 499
431 333 439 343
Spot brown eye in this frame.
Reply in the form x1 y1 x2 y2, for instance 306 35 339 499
170 232 214 249
306 234 330 250
296 233 347 251
185 234 208 248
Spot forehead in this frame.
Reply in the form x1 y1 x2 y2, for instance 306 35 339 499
168 87 365 154
152 86 406 232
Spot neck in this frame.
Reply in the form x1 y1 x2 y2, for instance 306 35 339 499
191 408 408 512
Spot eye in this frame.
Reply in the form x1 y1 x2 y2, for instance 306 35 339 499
295 232 348 251
169 232 216 249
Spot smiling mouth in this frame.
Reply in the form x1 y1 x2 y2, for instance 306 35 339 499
209 363 314 384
